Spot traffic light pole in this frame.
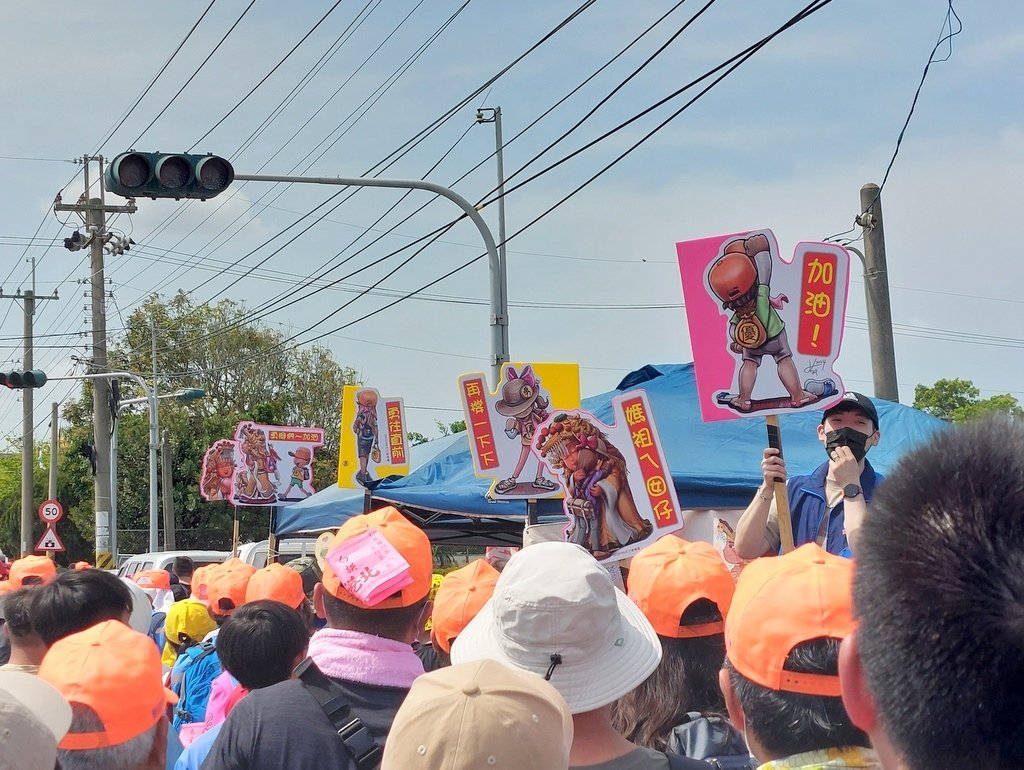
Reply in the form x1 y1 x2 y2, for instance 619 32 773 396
56 171 136 568
0 272 59 555
233 173 510 381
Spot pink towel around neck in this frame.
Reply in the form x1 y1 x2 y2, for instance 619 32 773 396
307 628 424 688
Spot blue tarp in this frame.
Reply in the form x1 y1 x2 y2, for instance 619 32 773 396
277 363 947 536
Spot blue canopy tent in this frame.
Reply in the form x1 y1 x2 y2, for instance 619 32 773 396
276 363 946 541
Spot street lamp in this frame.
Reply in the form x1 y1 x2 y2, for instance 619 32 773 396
111 386 205 557
105 154 511 380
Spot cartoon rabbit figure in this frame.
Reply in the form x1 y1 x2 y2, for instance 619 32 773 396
493 366 559 495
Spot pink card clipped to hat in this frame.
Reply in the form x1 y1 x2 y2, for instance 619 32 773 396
326 529 413 606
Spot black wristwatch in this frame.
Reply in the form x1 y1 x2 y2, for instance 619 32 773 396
843 483 862 500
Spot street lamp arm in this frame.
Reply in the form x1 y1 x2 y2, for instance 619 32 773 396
234 173 509 378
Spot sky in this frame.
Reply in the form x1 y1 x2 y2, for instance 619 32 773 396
0 0 1021 445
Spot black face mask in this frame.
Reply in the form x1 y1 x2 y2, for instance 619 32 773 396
825 427 872 462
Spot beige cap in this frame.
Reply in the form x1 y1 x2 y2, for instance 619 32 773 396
0 671 72 770
381 659 573 770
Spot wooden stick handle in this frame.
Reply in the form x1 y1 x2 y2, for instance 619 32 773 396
766 415 795 553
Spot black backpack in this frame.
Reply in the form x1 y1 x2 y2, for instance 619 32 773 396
666 712 757 770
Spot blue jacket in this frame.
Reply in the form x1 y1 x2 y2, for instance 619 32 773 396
785 459 882 557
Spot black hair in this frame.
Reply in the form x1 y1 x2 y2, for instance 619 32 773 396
613 599 728 751
853 416 1024 770
727 637 868 758
172 556 194 578
217 601 309 690
321 590 427 640
2 587 41 639
31 570 132 647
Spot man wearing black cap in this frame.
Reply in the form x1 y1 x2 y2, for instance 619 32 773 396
734 392 882 559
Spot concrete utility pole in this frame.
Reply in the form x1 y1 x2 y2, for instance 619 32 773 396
476 106 511 376
161 430 175 551
48 402 59 500
54 157 136 568
1 262 59 555
855 184 899 403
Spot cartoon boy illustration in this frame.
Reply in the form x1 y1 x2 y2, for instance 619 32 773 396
493 366 559 495
707 233 816 411
352 388 380 486
280 446 314 501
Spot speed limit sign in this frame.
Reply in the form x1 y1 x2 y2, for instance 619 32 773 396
38 499 64 524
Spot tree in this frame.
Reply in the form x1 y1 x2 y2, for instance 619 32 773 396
41 292 357 558
913 378 1023 423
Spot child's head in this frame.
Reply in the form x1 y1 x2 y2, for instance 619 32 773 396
575 448 600 473
217 600 309 690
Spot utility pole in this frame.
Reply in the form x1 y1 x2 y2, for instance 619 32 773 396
855 183 899 403
48 402 59 500
1 261 58 555
476 106 511 374
54 156 136 568
161 430 176 551
149 316 160 552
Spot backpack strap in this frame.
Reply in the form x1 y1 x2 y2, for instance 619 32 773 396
295 657 382 770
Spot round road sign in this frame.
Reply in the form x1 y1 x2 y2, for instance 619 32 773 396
38 499 64 524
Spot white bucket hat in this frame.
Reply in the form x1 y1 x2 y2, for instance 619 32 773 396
451 541 662 713
0 670 72 769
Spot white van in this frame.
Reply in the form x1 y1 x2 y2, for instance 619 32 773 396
237 538 319 569
117 550 230 580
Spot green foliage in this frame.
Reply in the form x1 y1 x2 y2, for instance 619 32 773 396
0 293 357 561
913 378 1023 424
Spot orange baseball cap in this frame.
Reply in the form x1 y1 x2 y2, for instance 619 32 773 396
627 535 735 639
431 559 500 654
207 560 256 617
133 569 171 591
9 555 57 588
72 561 92 570
320 507 432 609
245 562 305 609
724 543 854 697
38 619 177 749
190 564 217 602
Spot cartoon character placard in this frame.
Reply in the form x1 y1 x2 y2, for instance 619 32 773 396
233 422 325 506
199 439 238 502
337 386 410 488
532 390 683 563
677 229 851 422
458 362 580 500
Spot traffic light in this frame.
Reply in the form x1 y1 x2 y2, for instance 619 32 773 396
105 152 234 201
0 370 47 389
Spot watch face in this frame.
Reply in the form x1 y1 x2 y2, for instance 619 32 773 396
843 484 861 498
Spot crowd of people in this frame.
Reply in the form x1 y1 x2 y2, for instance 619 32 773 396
0 404 1021 770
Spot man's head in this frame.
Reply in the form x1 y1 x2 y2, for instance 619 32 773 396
8 555 57 589
381 659 574 770
451 541 662 715
171 556 194 582
314 507 433 643
720 543 865 762
818 392 880 462
0 671 72 770
217 600 309 690
1 587 46 664
840 416 1024 770
430 559 499 656
31 570 133 647
38 620 176 770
